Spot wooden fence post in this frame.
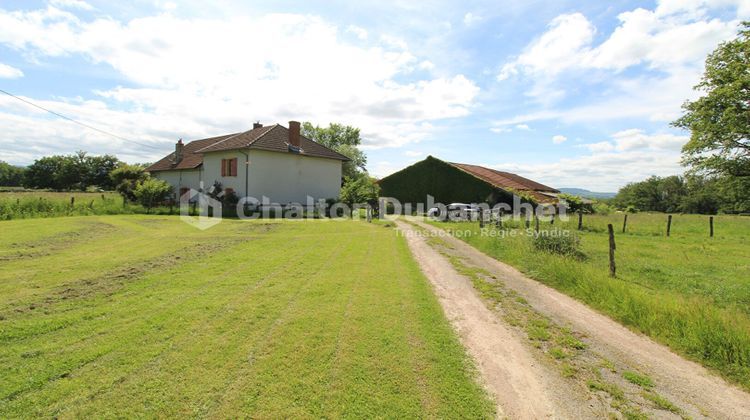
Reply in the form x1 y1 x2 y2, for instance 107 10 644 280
479 211 484 228
577 211 583 230
497 209 503 229
622 214 628 233
608 224 616 278
667 215 672 237
709 216 714 237
550 213 555 225
70 196 75 207
525 212 530 229
534 215 539 233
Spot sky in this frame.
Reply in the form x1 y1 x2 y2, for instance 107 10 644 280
0 0 747 191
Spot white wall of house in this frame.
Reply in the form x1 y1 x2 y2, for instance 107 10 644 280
152 169 202 196
202 150 248 195
247 149 342 203
153 149 342 203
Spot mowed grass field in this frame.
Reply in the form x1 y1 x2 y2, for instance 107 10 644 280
429 213 750 389
0 216 493 418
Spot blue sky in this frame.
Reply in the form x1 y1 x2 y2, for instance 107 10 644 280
0 0 747 190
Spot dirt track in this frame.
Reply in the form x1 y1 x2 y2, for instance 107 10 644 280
397 220 750 419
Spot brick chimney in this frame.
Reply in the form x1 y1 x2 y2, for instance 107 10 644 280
173 139 184 164
288 121 300 148
253 122 263 129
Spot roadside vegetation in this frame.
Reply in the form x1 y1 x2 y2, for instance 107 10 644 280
428 212 750 390
0 216 493 418
0 191 175 220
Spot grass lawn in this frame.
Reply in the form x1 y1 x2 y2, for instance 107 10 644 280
428 212 750 389
0 215 493 418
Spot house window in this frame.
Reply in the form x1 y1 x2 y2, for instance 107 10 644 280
221 158 238 177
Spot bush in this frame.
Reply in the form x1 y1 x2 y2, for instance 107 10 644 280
133 178 172 213
532 230 585 259
592 201 615 215
111 164 148 201
340 175 380 206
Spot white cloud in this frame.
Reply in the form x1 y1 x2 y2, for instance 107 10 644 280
346 24 368 40
491 129 689 190
582 141 615 153
463 12 482 26
0 62 23 78
515 123 531 130
49 0 93 11
490 127 511 134
0 7 480 162
498 13 595 80
552 134 567 144
499 5 738 79
418 60 435 70
494 1 744 126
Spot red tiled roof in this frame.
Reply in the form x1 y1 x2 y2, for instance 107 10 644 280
146 133 239 172
449 162 559 202
147 124 348 172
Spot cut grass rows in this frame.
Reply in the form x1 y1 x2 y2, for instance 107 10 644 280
0 215 493 418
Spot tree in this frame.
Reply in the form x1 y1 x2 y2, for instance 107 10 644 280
133 178 172 212
86 154 122 190
0 161 25 187
673 22 750 178
679 175 721 214
339 176 380 206
557 193 586 213
24 156 68 190
302 122 367 179
110 164 149 201
613 176 686 213
23 151 123 191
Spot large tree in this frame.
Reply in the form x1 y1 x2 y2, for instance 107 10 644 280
0 161 25 187
301 122 367 179
23 151 122 191
673 22 750 178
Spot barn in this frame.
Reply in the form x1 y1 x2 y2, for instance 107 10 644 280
378 156 559 206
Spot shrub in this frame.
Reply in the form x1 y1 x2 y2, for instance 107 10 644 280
340 175 380 206
111 164 148 201
592 201 615 215
532 230 585 259
133 178 172 213
558 193 585 213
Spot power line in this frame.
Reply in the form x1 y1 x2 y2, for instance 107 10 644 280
0 88 165 151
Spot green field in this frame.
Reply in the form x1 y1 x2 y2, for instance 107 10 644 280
428 212 750 389
0 191 135 220
0 216 493 418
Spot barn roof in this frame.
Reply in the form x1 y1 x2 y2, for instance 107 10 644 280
448 162 559 203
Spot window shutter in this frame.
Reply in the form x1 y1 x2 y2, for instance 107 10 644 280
221 159 226 177
231 158 238 176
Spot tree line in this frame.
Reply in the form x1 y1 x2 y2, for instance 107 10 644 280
1 151 128 191
611 22 749 215
612 174 749 214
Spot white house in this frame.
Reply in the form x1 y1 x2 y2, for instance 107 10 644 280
146 121 349 204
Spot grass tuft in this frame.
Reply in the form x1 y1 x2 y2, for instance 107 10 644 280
622 371 654 388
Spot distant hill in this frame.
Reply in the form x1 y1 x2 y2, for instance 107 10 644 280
558 188 616 200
